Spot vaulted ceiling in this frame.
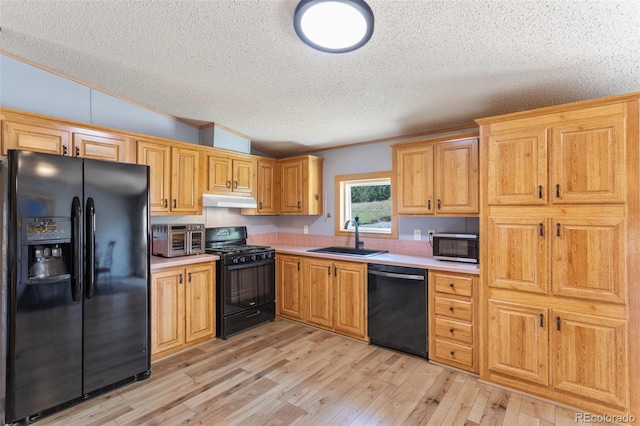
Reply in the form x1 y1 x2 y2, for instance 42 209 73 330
1 0 638 156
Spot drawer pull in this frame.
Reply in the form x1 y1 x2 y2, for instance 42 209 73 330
449 283 454 288
450 351 455 356
449 328 455 333
449 307 454 312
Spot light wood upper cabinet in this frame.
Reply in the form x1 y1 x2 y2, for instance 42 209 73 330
205 152 256 196
276 254 304 321
72 132 129 163
435 139 479 214
395 144 434 214
393 133 479 216
2 120 70 156
137 140 201 215
137 141 171 213
1 114 131 162
170 146 200 214
487 126 548 205
151 262 215 359
255 159 277 214
278 155 323 215
487 103 627 206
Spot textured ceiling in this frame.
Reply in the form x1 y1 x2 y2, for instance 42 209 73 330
1 0 639 156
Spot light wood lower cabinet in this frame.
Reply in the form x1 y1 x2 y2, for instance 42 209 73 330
151 262 215 359
428 271 478 372
487 300 628 410
276 254 367 341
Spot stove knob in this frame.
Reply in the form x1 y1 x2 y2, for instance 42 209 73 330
260 253 267 260
251 255 257 261
240 256 246 263
233 257 240 264
267 252 273 259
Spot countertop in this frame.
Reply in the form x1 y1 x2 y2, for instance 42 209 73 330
150 253 219 271
271 244 480 275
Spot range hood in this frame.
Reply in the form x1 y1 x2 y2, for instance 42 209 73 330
202 193 257 209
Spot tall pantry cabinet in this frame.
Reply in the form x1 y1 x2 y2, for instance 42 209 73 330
477 93 639 419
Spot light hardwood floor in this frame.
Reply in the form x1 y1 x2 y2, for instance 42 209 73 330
39 318 588 426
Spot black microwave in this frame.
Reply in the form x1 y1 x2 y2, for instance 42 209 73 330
432 233 479 263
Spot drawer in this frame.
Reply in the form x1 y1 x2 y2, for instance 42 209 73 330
434 317 473 344
434 273 473 297
433 339 473 368
434 296 472 322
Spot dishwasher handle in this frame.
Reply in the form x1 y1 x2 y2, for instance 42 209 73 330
368 269 425 281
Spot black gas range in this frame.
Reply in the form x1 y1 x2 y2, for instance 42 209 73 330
205 226 275 339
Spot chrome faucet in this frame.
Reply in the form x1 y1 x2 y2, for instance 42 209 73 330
344 216 364 250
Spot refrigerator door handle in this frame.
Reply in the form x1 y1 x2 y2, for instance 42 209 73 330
85 197 96 300
71 196 82 302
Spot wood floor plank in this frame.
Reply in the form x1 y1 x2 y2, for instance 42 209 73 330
30 319 588 426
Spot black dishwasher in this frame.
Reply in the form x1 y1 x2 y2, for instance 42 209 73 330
367 263 428 358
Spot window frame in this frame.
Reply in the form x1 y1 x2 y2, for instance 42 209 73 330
334 171 397 239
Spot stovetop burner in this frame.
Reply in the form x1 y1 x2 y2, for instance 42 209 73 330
205 245 272 255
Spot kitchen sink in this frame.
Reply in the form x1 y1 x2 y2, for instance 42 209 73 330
307 246 388 257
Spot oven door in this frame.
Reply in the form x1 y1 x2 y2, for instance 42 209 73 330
222 258 275 316
167 230 187 257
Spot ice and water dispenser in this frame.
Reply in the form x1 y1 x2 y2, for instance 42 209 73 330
23 217 72 281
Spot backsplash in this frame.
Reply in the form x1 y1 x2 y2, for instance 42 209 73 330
248 232 433 257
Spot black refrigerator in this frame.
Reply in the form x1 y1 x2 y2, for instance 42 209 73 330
0 150 151 424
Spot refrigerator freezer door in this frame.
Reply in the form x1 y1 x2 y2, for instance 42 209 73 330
7 151 84 423
82 159 150 394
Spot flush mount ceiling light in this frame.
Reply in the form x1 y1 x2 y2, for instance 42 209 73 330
294 0 374 53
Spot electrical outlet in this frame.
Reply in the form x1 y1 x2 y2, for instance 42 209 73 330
303 226 309 234
413 229 421 240
427 229 436 238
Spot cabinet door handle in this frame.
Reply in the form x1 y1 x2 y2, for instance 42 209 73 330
538 185 543 198
75 146 80 157
63 145 68 155
556 316 561 331
173 199 177 208
297 262 300 271
234 181 238 188
334 266 337 276
327 266 331 275
539 223 544 237
259 202 263 210
297 201 301 209
449 283 455 288
164 199 168 208
188 272 192 282
226 180 231 188
437 199 441 210
556 223 561 237
555 184 560 198
540 313 544 327
179 274 183 284
427 200 431 210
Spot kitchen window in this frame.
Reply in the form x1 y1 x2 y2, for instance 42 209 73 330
334 171 397 239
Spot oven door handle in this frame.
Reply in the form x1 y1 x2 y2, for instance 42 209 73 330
226 258 274 270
